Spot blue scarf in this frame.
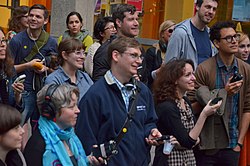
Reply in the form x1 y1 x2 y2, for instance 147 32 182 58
38 117 88 166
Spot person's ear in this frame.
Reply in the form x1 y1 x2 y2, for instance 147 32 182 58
100 31 105 38
61 51 68 60
213 39 220 49
44 18 49 25
195 4 200 12
112 50 120 63
116 19 122 28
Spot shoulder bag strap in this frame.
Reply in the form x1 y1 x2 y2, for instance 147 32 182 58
114 78 140 145
21 31 49 63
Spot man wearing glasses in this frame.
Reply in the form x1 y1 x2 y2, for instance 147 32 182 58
190 21 250 165
165 0 218 69
76 36 162 166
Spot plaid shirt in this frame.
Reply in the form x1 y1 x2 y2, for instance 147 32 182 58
167 99 196 165
107 70 133 112
215 55 239 148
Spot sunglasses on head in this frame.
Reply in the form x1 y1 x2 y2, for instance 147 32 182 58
165 29 174 33
169 29 174 33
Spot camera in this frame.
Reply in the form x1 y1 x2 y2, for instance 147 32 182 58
230 72 243 83
92 140 118 159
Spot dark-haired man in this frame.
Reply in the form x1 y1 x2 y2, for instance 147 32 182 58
9 4 57 126
191 21 250 165
165 0 218 69
92 4 147 83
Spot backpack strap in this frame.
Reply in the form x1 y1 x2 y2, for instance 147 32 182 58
21 30 49 63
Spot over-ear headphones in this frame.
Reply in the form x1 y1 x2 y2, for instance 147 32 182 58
41 84 59 120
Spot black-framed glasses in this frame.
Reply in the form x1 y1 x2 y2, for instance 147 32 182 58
123 52 144 60
220 34 240 43
0 39 8 45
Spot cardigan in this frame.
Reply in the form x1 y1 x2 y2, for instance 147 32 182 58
188 55 250 150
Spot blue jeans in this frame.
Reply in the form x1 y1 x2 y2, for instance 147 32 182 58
195 148 240 166
21 91 39 129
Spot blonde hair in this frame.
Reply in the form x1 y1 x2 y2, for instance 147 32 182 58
237 32 249 44
159 20 175 41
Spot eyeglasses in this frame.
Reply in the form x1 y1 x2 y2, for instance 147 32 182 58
0 39 8 45
67 50 86 57
220 34 240 43
239 44 250 49
123 52 144 60
104 26 116 31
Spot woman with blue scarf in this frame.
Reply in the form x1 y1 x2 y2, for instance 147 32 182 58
24 84 98 166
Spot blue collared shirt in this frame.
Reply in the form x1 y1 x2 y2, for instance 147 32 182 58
106 70 134 112
45 66 93 101
215 55 239 148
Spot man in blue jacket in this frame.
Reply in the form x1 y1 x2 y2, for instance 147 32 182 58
76 36 161 166
165 0 218 69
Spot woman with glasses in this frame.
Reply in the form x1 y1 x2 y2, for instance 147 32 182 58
0 104 26 166
58 12 93 52
235 32 250 64
84 16 117 77
0 28 24 109
45 38 93 102
144 20 175 89
7 6 29 40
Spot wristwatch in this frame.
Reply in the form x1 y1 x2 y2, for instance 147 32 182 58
237 142 243 149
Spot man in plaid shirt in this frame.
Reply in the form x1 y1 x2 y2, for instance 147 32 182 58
190 21 250 166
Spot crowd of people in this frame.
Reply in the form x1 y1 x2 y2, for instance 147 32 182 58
0 0 250 165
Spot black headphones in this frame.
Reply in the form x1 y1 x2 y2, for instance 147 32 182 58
41 84 59 120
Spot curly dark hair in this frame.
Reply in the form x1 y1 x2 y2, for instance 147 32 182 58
153 59 194 104
8 6 29 32
210 21 236 43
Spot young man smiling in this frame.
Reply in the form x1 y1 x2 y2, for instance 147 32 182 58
165 0 218 69
9 4 57 127
76 36 162 166
92 4 148 83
